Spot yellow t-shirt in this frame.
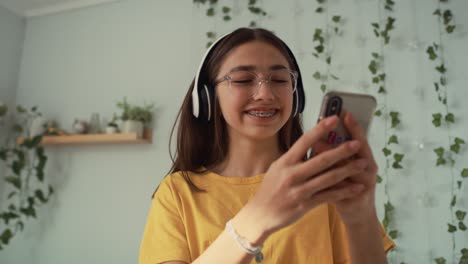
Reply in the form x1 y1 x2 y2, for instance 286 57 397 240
139 171 395 264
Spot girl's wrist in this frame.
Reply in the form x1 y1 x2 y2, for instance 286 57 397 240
232 206 271 247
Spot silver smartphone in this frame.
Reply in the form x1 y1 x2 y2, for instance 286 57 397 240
317 91 377 146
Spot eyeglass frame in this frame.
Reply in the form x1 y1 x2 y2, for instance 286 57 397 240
213 68 299 96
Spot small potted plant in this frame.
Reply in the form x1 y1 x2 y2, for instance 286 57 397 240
117 97 154 138
105 114 119 134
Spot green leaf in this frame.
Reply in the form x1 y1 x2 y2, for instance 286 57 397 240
248 0 256 5
451 195 457 207
436 64 446 74
433 9 441 16
371 23 380 29
315 7 323 13
378 86 386 94
456 210 467 221
455 137 465 145
315 45 324 53
222 6 230 13
434 257 446 264
0 229 13 244
459 222 467 231
434 82 439 92
206 31 215 38
313 71 321 80
458 181 462 189
385 202 394 212
450 143 460 154
388 135 398 144
445 113 454 123
382 147 392 157
20 206 36 219
332 15 341 23
448 223 457 233
5 176 21 189
436 157 446 166
377 175 382 183
375 110 382 117
446 25 456 33
462 248 468 257
462 169 468 178
390 111 400 128
394 153 404 162
326 56 331 65
443 10 453 25
389 229 398 239
7 191 17 199
206 7 214 16
206 42 213 48
427 46 438 60
223 15 231 21
372 52 379 59
35 190 48 203
432 113 442 127
369 60 378 74
379 74 386 81
372 77 380 83
330 74 339 80
320 84 327 93
392 162 402 169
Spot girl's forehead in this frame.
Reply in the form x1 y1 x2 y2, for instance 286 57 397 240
218 41 289 72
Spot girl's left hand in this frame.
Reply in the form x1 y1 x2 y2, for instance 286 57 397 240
322 112 379 226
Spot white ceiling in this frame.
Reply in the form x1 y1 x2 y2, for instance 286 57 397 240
0 0 119 17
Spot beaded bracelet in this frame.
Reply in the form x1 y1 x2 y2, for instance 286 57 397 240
225 220 264 263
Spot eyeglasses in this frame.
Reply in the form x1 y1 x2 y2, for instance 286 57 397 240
215 69 298 96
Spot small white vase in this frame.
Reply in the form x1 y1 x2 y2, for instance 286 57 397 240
121 120 143 138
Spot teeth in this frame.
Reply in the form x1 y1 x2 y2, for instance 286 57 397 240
247 110 276 117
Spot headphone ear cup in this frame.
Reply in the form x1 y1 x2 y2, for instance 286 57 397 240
199 84 215 122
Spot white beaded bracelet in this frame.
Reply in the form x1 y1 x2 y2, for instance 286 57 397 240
225 220 264 263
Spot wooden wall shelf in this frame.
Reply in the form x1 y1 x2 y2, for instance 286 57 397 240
17 129 153 146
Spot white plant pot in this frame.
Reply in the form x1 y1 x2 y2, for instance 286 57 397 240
105 126 118 134
121 120 143 138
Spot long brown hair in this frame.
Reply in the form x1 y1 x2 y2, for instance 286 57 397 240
167 28 304 191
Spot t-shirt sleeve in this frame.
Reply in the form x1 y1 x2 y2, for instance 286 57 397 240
139 177 190 264
329 204 395 264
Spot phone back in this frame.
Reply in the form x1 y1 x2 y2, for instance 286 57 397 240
317 91 376 146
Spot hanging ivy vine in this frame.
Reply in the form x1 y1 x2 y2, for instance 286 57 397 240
368 0 403 246
247 0 267 28
311 0 343 93
428 1 468 264
0 105 53 250
193 0 266 47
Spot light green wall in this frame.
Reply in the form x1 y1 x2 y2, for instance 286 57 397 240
0 4 24 130
0 0 467 263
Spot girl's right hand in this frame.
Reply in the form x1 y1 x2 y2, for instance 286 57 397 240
233 115 369 244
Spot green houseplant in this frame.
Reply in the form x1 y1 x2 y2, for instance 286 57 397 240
116 97 154 138
0 103 53 250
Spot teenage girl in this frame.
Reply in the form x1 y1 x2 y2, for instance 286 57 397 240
139 27 394 264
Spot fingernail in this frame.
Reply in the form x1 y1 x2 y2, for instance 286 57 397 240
325 116 337 127
348 140 360 150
